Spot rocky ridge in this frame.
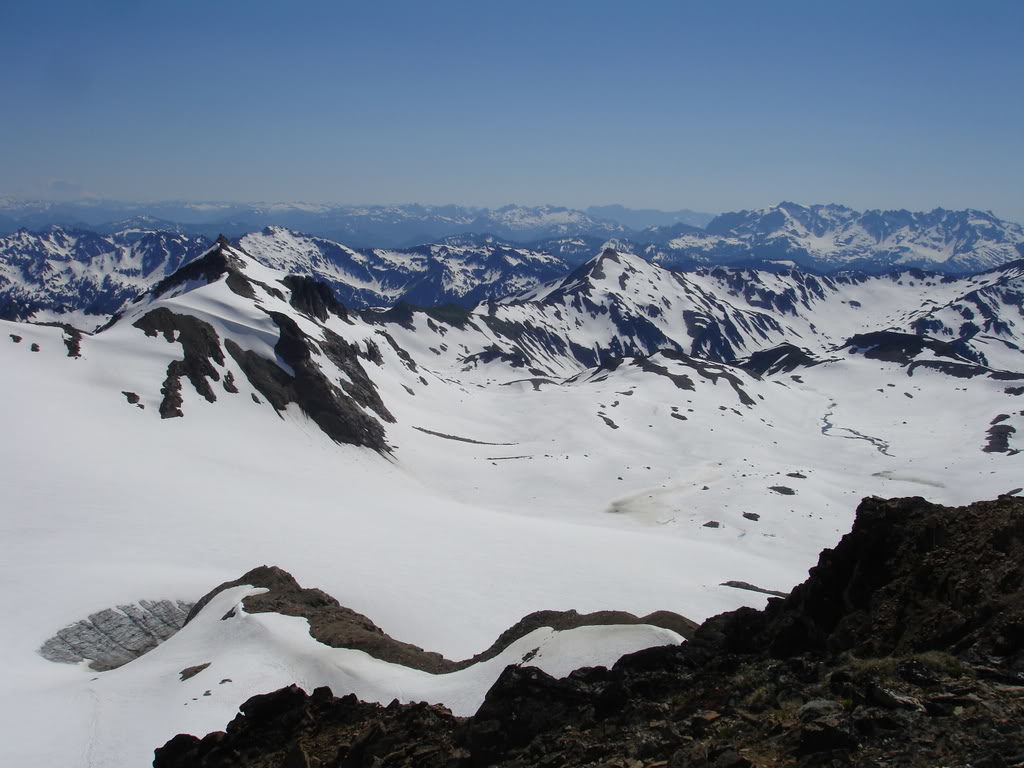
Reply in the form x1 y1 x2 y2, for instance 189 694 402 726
154 495 1024 767
184 565 698 676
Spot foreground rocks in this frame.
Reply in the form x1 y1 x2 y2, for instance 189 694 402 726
155 495 1024 767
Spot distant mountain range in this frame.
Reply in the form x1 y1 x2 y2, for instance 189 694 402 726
0 200 633 248
584 204 714 230
0 225 209 322
2 201 1023 326
2 199 1020 273
640 203 1024 274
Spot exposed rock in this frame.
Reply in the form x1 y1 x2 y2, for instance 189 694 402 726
154 685 462 768
769 485 796 495
281 274 349 322
34 322 85 357
739 343 824 377
185 566 695 675
225 311 392 451
185 565 453 673
464 609 697 668
638 349 756 406
133 307 225 418
720 580 788 598
62 324 82 357
39 599 194 671
412 427 515 446
984 423 1017 453
841 330 982 366
179 663 210 681
696 495 1024 661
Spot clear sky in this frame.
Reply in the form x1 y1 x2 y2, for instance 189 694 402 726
2 0 1022 220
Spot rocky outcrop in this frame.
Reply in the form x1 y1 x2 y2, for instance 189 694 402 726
39 599 194 671
282 274 350 322
738 343 825 377
185 566 454 673
185 565 696 675
133 308 227 418
225 310 393 452
154 685 463 768
155 495 1024 768
691 495 1024 662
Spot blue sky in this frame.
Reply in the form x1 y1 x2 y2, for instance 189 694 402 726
2 0 1022 220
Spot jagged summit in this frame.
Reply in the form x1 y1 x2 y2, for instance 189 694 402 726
144 234 254 301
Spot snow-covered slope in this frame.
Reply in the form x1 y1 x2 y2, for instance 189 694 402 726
1 239 1022 766
398 248 1024 376
0 225 209 325
645 202 1024 273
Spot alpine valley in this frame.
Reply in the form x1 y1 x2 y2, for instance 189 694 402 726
1 205 1023 767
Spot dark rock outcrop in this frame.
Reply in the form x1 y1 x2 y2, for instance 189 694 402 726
225 311 393 451
282 274 349 322
841 330 983 367
739 343 825 377
185 566 454 673
154 686 463 768
184 566 696 675
133 307 226 418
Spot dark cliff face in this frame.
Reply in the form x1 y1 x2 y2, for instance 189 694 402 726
154 495 1024 768
691 495 1024 663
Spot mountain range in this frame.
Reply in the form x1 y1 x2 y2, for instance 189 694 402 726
643 203 1024 274
1 199 1021 273
0 200 632 247
1 216 1022 765
2 201 1024 329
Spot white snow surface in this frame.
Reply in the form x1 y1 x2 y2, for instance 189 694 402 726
1 243 1022 766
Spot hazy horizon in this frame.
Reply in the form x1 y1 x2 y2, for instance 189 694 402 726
2 0 1022 221
4 197 1023 224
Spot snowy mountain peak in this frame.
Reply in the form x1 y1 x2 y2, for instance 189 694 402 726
142 235 253 304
